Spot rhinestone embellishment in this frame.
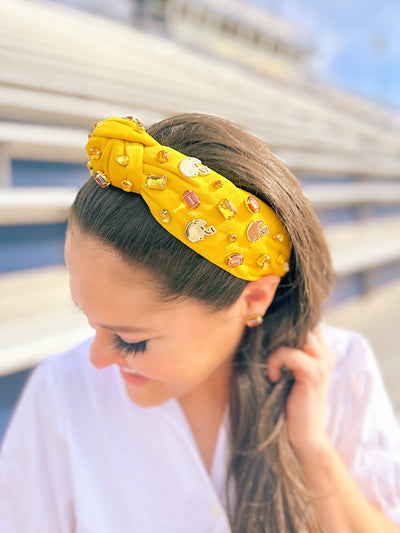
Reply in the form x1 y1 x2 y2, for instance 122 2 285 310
228 234 238 243
225 254 244 268
277 254 289 272
93 120 103 129
160 209 171 223
246 220 270 242
217 199 237 220
89 147 101 160
125 116 145 132
245 196 260 213
145 175 167 190
115 155 129 167
157 150 169 163
257 255 271 270
182 190 200 209
185 220 217 242
213 180 223 189
93 171 110 188
273 233 284 242
121 180 133 192
179 157 210 178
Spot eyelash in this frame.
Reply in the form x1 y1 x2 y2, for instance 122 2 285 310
112 335 148 357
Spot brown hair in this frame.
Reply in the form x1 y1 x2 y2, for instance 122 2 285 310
69 113 335 532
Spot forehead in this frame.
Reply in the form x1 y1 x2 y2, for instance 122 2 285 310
64 227 219 331
65 229 168 314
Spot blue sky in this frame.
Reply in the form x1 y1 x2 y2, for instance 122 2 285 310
252 0 400 110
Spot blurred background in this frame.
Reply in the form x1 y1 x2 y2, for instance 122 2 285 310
1 0 400 443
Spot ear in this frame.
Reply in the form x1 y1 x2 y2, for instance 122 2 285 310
238 275 280 319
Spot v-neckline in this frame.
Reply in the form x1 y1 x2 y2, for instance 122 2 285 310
161 398 230 499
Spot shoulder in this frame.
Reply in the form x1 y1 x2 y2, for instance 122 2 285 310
320 322 373 368
320 323 392 430
321 323 400 461
321 323 400 454
320 323 382 406
320 324 400 523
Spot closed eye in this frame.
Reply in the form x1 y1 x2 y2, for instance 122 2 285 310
112 335 148 356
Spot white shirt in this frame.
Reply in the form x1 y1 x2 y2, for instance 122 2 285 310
1 324 399 532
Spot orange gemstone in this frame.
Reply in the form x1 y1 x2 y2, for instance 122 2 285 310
121 180 133 192
157 150 169 163
247 315 263 327
225 253 244 268
93 120 103 129
228 234 238 243
182 190 200 209
246 196 260 213
213 180 223 189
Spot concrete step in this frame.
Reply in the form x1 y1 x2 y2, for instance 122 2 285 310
324 215 400 276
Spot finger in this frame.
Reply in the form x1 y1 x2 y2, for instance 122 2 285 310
267 346 323 384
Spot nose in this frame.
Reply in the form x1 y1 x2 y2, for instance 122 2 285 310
89 330 122 369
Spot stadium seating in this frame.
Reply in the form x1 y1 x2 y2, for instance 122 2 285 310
0 0 399 418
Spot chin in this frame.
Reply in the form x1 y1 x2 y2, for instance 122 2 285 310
124 383 172 408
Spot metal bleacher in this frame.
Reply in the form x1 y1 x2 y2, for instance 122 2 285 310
1 0 400 412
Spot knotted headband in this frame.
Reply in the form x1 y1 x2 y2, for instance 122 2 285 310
86 116 291 281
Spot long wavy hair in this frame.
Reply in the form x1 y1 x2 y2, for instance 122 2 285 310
69 113 335 532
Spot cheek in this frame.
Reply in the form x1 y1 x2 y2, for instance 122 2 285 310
137 344 199 385
137 323 226 382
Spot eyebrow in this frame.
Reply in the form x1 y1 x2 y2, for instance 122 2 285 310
98 323 151 333
71 298 151 333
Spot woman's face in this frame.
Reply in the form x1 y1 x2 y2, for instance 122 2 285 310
65 228 247 408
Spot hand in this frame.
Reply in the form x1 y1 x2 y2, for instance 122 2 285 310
266 327 335 457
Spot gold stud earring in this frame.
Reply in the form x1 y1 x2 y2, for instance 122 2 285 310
246 315 263 327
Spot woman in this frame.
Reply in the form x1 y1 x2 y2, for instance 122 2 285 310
1 114 399 532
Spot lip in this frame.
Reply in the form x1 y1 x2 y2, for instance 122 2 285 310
119 367 151 386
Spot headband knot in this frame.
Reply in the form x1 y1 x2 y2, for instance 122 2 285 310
86 116 291 281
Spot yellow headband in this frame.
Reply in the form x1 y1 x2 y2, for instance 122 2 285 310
86 117 291 281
